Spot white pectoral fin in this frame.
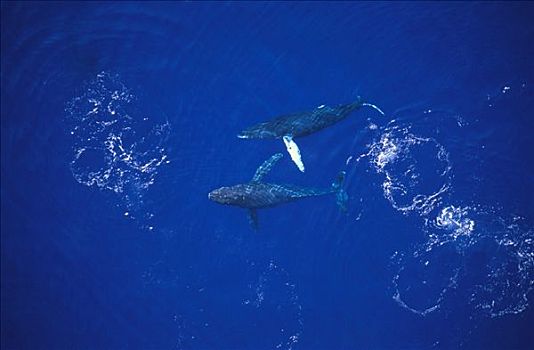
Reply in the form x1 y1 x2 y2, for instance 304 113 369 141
282 135 305 173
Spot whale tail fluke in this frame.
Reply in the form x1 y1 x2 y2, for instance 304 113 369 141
331 171 348 213
353 95 363 107
349 95 386 116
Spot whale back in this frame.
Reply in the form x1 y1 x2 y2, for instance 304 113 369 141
238 100 362 139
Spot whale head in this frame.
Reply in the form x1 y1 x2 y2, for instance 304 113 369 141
237 122 278 139
208 186 245 206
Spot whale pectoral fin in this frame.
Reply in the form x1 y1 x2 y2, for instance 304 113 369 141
282 135 305 173
252 153 284 182
248 209 259 230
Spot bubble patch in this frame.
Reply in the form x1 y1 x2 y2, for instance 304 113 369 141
434 206 475 236
354 100 533 319
391 241 462 316
243 261 303 350
357 124 452 216
391 205 533 318
425 205 477 251
466 215 533 317
66 72 170 220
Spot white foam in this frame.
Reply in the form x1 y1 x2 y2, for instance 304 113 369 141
66 72 169 225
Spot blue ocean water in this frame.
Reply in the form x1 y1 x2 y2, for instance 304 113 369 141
1 2 533 349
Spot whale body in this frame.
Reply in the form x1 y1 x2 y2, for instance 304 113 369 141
208 153 347 229
237 98 364 172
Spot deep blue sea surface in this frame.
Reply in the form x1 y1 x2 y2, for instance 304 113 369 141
1 2 534 349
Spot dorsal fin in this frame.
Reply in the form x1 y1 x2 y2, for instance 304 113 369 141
252 153 283 182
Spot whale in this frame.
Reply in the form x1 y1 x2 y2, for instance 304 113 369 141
237 98 367 172
208 153 348 229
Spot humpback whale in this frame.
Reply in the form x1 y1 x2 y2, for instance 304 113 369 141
208 153 348 229
238 98 366 172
